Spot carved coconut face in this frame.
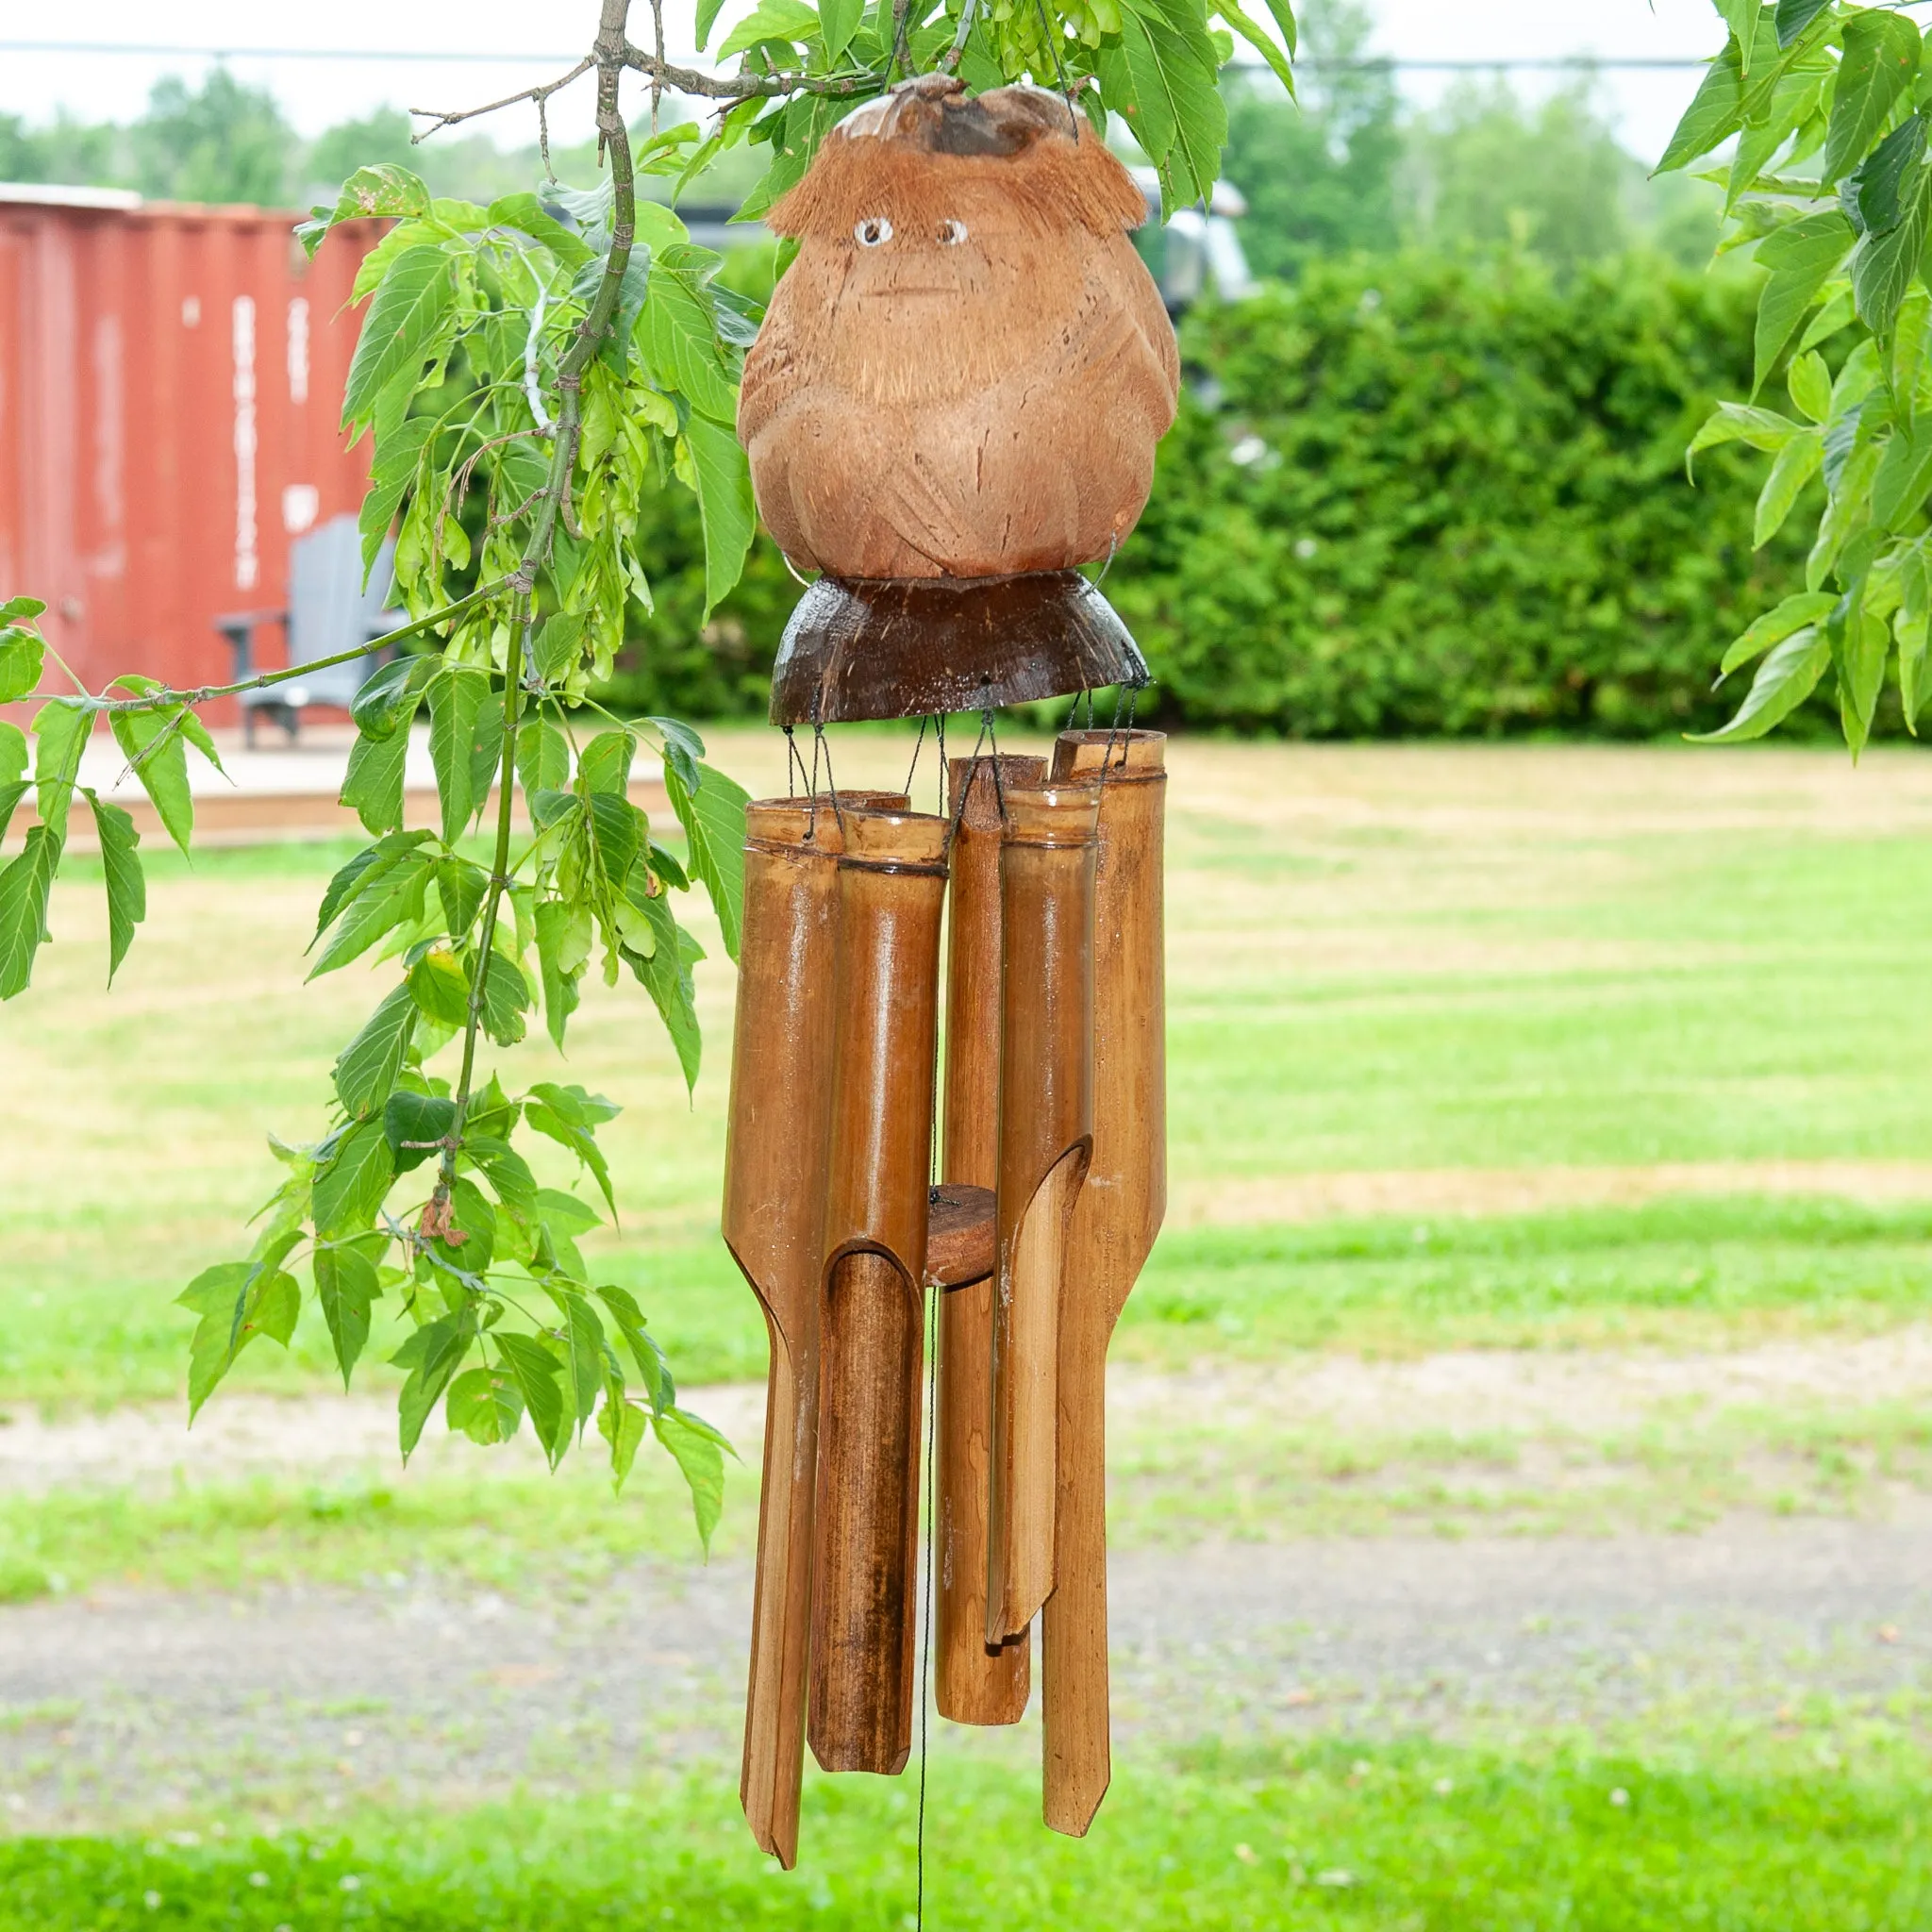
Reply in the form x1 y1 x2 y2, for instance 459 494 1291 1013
758 80 1152 406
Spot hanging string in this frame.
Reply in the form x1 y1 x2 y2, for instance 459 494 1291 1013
784 724 810 801
935 713 947 817
1033 0 1081 137
813 720 847 837
903 713 931 801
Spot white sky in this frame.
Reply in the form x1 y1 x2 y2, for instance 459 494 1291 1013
0 1 1723 167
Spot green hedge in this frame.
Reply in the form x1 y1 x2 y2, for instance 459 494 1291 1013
603 250 1814 739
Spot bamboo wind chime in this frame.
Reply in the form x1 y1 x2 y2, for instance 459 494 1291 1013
719 74 1177 1867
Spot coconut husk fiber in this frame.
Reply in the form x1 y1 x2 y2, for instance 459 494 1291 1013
738 75 1180 582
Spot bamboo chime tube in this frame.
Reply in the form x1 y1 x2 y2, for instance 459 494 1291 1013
1041 730 1168 1836
724 792 908 1865
810 805 950 1774
986 781 1099 1645
935 756 1044 1724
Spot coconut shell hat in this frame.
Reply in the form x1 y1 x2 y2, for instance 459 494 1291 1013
738 75 1181 723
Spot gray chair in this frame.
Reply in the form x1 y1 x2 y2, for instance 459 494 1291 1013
215 516 405 744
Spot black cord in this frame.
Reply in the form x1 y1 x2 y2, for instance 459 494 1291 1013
904 713 930 800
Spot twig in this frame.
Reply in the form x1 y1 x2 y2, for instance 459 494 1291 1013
410 56 594 138
621 42 881 98
940 0 981 75
650 0 666 131
32 584 507 719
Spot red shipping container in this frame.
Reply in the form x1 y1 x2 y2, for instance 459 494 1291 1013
0 187 380 718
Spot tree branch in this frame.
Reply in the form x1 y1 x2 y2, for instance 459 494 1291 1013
409 57 595 139
437 0 643 1207
28 583 507 719
621 42 882 98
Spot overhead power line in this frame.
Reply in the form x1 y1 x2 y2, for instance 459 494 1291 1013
0 40 1712 71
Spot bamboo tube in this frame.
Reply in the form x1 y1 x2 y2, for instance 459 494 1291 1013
724 792 908 1865
809 805 950 1774
936 755 1043 1724
1041 729 1167 1837
986 780 1099 1645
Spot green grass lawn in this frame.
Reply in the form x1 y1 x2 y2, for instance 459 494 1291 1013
3 1731 1926 1930
11 741 1932 1408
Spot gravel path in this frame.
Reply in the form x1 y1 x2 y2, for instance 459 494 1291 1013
2 1508 1927 1829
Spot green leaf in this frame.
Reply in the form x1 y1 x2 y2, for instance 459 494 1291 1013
392 1312 474 1458
1850 114 1926 237
515 719 571 798
485 192 595 269
655 1407 730 1554
0 780 25 850
525 1084 618 1216
820 0 862 59
384 1088 457 1173
1837 598 1891 755
682 415 756 622
107 708 192 856
1874 423 1932 528
340 726 412 837
627 892 705 1093
333 982 419 1120
446 1365 525 1444
694 0 731 47
642 247 739 421
716 0 821 58
1787 350 1832 425
1755 426 1824 545
1214 0 1293 91
1689 625 1833 741
0 625 42 705
33 698 89 846
475 946 532 1049
88 792 143 985
550 1287 608 1430
599 1385 648 1491
310 853 432 978
427 666 491 841
663 756 748 963
1687 401 1800 477
1108 0 1228 214
436 858 491 942
1657 39 1745 173
1851 162 1931 335
342 245 457 432
531 612 587 685
496 1330 569 1467
594 1284 670 1407
577 730 636 798
179 1258 300 1423
534 899 587 1050
1824 10 1923 184
1775 0 1830 48
351 655 436 740
313 1236 384 1388
408 946 472 1027
298 164 430 258
0 719 25 793
316 835 434 949
0 825 58 1000
1719 591 1839 677
1751 213 1855 389
311 1118 396 1237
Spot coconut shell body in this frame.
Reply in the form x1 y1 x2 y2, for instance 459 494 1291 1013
739 78 1180 581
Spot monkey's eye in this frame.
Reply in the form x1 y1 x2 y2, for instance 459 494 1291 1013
939 219 969 246
855 217 893 247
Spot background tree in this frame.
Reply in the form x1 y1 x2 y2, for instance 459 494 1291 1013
1221 0 1399 277
130 70 293 206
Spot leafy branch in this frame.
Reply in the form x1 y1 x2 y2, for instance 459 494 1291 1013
1667 1 1932 754
0 0 1287 1541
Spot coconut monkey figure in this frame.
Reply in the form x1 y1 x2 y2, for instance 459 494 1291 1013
740 75 1182 723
